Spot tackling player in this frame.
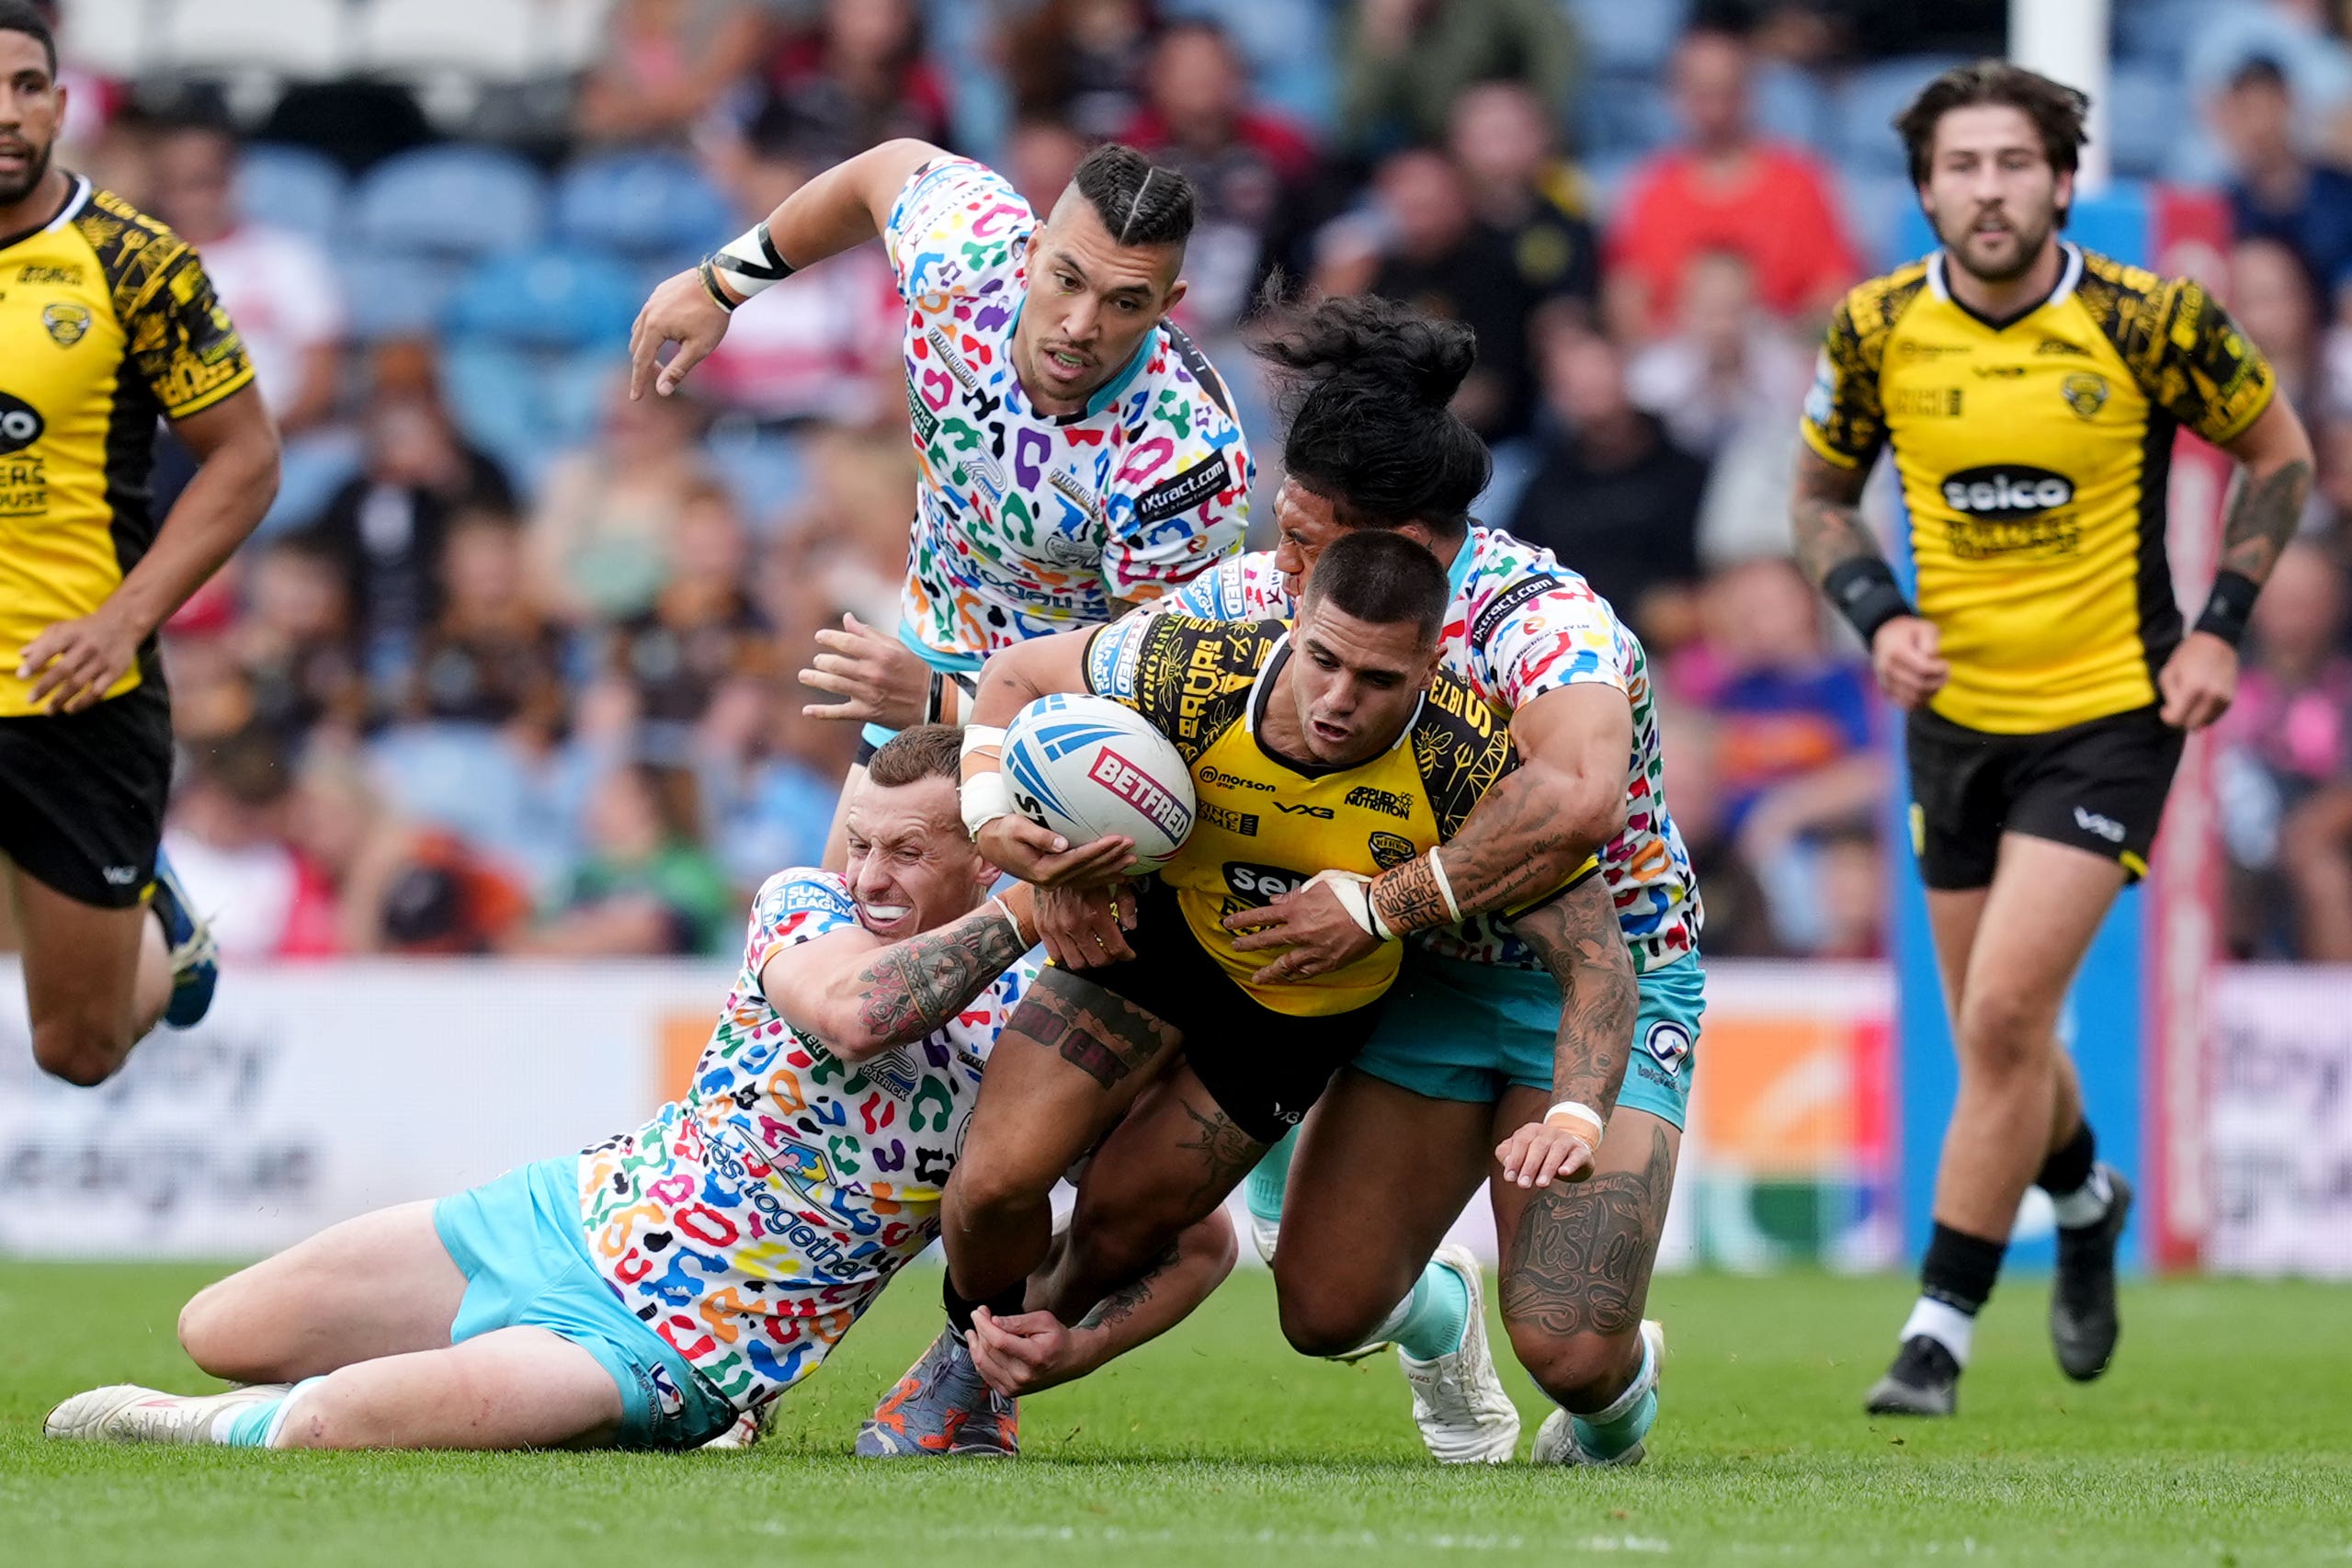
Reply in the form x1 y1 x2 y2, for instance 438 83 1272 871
854 530 1633 1458
630 137 1251 869
44 729 1230 1452
1114 296 1703 1467
1790 62 2313 1415
0 2 279 1085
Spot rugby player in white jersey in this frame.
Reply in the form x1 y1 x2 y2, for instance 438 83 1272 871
43 729 1233 1454
1047 298 1707 1467
631 139 1252 872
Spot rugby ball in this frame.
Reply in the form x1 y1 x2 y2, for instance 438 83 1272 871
1001 693 1196 872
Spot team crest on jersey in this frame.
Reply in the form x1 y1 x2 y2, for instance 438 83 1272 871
2061 372 2109 420
1367 831 1418 869
772 1140 834 1189
41 302 90 347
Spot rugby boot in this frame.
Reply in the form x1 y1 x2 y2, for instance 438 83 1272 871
150 848 220 1028
700 1402 775 1450
46 1383 290 1444
2051 1165 2133 1382
1398 1244 1519 1463
1864 1335 1960 1417
1533 1319 1665 1468
856 1327 1017 1457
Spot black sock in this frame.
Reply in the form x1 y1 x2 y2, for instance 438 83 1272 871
1920 1221 2007 1316
2036 1120 2096 1198
942 1273 1028 1339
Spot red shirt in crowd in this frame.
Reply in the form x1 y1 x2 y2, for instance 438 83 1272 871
1607 142 1861 334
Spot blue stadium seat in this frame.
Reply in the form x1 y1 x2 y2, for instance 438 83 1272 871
552 152 733 267
705 427 810 533
1837 56 1971 178
1754 62 1829 152
2107 61 2177 180
342 252 468 341
1840 172 1921 272
1163 0 1335 131
1576 72 1676 158
439 343 608 496
237 142 346 244
1566 0 1688 77
446 244 639 349
440 244 637 494
349 145 549 259
2114 0 2230 72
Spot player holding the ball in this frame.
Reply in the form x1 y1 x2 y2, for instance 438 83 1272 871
854 528 1635 1458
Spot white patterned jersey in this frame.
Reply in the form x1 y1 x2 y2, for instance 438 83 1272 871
579 869 1031 1411
1157 528 1700 972
885 157 1252 666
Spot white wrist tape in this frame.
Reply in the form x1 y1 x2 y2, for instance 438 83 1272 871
1307 869 1394 942
1544 1101 1605 1142
710 221 794 301
1427 847 1462 924
960 771 1014 839
960 724 1007 758
986 894 1025 947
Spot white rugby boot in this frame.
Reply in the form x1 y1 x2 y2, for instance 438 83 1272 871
45 1383 291 1445
1533 1319 1665 1467
699 1403 775 1450
1397 1244 1520 1463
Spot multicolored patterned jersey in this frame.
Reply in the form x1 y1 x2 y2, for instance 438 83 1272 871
885 157 1252 665
1154 528 1700 973
579 869 1029 1412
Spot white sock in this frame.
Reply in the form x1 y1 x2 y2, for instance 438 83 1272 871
2051 1165 2113 1229
1900 1296 1976 1368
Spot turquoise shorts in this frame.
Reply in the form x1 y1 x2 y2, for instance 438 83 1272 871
432 1155 738 1450
1353 949 1705 1129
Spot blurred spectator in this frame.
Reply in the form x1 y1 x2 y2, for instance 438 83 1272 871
2230 236 2327 417
304 376 516 690
1629 251 1812 460
2210 57 2352 312
575 0 771 148
163 728 338 960
1654 704 1780 958
1319 148 1542 440
1119 19 1316 332
694 107 901 427
1338 0 1578 156
1506 325 1708 644
527 379 711 625
283 752 531 956
699 675 850 892
1004 116 1091 215
42 0 127 166
406 510 566 740
762 0 950 153
1809 821 1888 960
233 534 367 748
515 763 734 957
1448 80 1600 325
2221 542 2352 958
148 116 345 437
2189 2 2352 164
1005 0 1157 142
1605 26 1859 343
606 483 777 733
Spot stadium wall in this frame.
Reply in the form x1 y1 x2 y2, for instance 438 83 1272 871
3 960 2343 1277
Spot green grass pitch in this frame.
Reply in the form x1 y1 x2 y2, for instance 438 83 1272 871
5 1262 2348 1567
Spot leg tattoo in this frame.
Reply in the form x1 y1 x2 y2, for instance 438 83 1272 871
1172 1097 1264 1212
1501 1127 1674 1340
1006 971 1180 1090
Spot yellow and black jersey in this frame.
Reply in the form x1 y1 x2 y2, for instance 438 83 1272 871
0 176 255 716
1800 241 2275 734
1082 613 1595 1016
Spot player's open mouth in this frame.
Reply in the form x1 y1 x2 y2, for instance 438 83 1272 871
859 903 913 931
1043 348 1091 379
1310 719 1350 745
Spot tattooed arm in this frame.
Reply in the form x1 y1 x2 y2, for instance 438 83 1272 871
2159 397 2317 732
1492 874 1638 1188
763 884 1039 1060
1791 444 1948 711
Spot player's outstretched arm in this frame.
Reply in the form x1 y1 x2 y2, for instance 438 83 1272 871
1790 445 1948 711
1493 875 1637 1190
630 137 949 399
965 1210 1239 1398
763 886 1039 1061
22 387 278 714
962 632 1138 888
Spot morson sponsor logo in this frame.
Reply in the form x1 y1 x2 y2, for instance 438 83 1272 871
1087 746 1191 840
1940 465 2074 517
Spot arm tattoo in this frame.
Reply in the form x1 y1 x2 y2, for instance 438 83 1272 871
1077 1239 1182 1333
1372 770 1584 931
1171 1096 1265 1211
1003 966 1181 1089
2218 459 2313 584
1511 879 1636 1117
1499 1125 1673 1340
1371 851 1450 933
854 903 1030 1047
1790 456 1880 589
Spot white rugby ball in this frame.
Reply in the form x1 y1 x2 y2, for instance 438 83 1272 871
1001 693 1197 872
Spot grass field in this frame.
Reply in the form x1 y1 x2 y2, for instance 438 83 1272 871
5 1262 2349 1568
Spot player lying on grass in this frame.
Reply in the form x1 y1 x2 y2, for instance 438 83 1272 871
854 528 1630 1458
44 728 1232 1452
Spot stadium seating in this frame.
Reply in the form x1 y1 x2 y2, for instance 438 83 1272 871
441 244 639 487
551 151 733 270
1566 0 1688 76
156 0 351 81
349 144 550 257
236 142 347 244
1836 55 1973 177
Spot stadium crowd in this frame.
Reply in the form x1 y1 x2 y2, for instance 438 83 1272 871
17 0 2352 964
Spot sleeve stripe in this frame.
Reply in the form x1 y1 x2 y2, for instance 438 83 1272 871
1799 418 1864 469
163 364 256 421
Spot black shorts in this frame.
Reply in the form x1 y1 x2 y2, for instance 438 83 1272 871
1070 878 1381 1144
1904 703 2183 891
0 685 173 908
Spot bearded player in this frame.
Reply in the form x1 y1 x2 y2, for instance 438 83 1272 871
631 137 1250 871
1791 62 2312 1415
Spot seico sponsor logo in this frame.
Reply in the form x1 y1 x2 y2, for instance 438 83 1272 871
1938 464 2079 560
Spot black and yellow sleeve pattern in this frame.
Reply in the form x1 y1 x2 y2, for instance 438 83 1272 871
1084 613 1279 767
2078 255 2276 447
1408 672 1518 841
1799 261 1931 470
73 190 254 419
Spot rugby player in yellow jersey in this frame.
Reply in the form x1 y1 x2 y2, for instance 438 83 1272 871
1790 61 2315 1416
0 3 278 1085
855 528 1631 1456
